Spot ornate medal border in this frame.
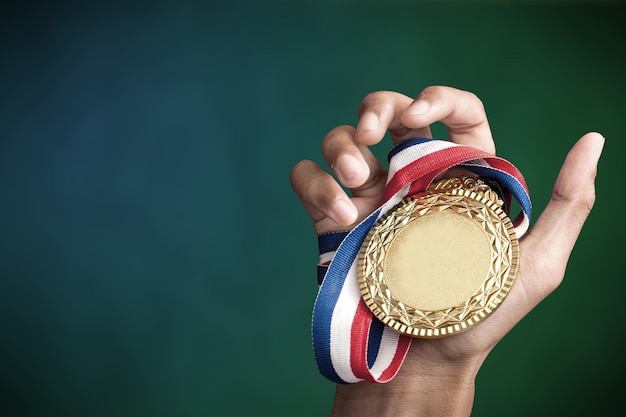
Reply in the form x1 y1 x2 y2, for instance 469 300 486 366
357 187 520 338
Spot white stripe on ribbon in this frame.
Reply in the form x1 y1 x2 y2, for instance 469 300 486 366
313 139 532 384
386 140 458 185
326 187 410 382
329 260 361 383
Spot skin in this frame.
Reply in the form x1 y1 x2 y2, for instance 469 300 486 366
290 86 605 417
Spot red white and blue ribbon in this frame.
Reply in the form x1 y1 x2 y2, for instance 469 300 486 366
313 138 532 384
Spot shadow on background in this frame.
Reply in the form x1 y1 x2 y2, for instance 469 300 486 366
1 1 624 416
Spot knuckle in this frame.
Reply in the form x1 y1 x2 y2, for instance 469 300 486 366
359 91 395 114
321 125 354 154
550 186 596 231
579 190 596 215
322 125 354 143
419 85 440 96
462 91 487 119
304 172 337 209
361 91 380 104
419 85 450 99
350 167 386 194
290 159 313 177
290 160 315 190
325 124 354 138
362 90 389 104
465 90 484 107
552 187 596 214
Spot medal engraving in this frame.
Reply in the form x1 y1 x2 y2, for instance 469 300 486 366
358 176 519 338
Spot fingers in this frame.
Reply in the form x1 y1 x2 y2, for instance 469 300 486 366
355 91 432 146
292 86 497 232
290 159 358 229
401 86 496 154
521 132 605 301
351 87 496 209
322 125 387 194
290 126 387 233
353 87 495 154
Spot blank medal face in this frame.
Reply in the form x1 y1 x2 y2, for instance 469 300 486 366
384 211 492 312
358 185 519 338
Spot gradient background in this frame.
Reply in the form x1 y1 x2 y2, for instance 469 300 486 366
1 1 624 416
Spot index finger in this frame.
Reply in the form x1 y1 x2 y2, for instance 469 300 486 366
354 91 432 146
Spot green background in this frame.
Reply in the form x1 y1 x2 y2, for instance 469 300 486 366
1 1 624 416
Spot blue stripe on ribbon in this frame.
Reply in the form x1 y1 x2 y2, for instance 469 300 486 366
387 138 433 162
312 208 381 384
318 231 350 254
317 265 328 286
312 139 533 385
366 319 385 368
462 164 532 221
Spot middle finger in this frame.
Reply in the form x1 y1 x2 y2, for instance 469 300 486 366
322 125 387 197
355 91 433 146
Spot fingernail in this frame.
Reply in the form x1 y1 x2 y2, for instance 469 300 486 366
359 112 380 131
407 99 430 116
337 153 366 183
332 199 358 225
589 132 605 162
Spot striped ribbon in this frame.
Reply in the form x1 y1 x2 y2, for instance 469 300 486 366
313 138 532 384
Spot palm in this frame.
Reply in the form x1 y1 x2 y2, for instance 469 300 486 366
383 134 601 373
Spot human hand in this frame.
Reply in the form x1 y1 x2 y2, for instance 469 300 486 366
290 86 604 416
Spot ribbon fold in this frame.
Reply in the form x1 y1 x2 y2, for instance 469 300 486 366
312 138 532 384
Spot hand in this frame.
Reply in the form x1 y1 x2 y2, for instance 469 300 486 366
290 86 604 417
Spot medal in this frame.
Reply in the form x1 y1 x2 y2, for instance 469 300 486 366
312 138 532 384
358 176 519 338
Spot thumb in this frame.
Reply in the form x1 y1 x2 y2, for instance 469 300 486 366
521 132 605 300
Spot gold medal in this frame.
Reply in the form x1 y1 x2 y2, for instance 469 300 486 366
358 176 519 338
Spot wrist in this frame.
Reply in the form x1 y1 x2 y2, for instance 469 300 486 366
332 353 485 417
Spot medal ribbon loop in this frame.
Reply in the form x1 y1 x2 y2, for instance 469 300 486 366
313 138 532 384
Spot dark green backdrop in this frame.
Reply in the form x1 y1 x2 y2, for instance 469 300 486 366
1 1 624 416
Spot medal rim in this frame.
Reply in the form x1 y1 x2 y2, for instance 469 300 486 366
357 185 520 339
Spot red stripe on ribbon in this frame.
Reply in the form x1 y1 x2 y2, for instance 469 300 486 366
323 140 531 384
349 299 412 383
382 147 495 203
350 300 377 382
377 333 411 383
